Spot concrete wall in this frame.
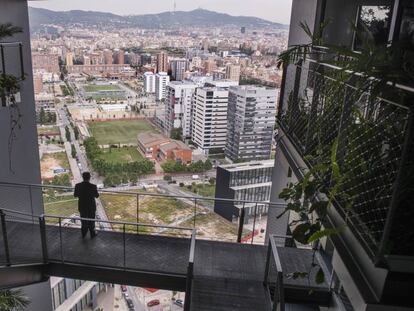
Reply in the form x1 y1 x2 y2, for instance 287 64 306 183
288 0 319 46
0 0 43 214
0 1 52 310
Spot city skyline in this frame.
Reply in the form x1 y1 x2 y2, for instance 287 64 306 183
29 0 293 24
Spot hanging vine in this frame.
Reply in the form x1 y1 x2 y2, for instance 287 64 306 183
0 23 24 173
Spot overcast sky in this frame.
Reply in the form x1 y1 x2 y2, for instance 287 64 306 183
29 0 293 24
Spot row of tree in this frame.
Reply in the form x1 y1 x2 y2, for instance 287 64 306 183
84 137 155 187
161 159 212 173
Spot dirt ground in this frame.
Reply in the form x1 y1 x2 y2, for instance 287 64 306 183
40 153 68 179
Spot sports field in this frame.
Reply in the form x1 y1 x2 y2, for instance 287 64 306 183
88 119 156 145
99 147 143 163
83 84 121 92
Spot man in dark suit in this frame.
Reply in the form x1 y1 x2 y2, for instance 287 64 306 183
74 172 99 238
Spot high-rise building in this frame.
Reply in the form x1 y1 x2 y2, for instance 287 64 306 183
225 86 277 162
115 49 125 65
192 87 229 154
170 59 188 81
143 72 156 94
156 51 168 73
241 26 246 34
225 64 241 82
65 52 74 67
165 81 197 138
155 72 170 101
103 49 113 65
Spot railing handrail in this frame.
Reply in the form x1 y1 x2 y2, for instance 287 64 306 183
294 49 414 95
0 208 36 218
41 213 194 231
269 235 283 273
189 229 196 264
0 181 280 206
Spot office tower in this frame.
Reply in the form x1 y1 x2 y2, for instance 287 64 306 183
115 49 125 65
65 52 74 67
103 49 113 65
241 27 246 34
214 159 274 221
156 51 168 73
225 64 241 82
143 72 156 94
165 81 197 138
155 72 170 101
170 59 188 81
225 86 277 162
191 56 202 69
192 87 229 154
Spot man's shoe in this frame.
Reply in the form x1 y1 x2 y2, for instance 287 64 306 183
91 231 98 239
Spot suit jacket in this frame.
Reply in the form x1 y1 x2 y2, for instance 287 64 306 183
74 181 99 215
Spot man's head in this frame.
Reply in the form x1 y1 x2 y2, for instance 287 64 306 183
82 172 91 182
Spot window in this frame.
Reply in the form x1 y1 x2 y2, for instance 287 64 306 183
398 2 414 49
354 5 392 50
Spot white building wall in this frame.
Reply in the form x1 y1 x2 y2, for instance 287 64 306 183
155 72 170 101
143 72 155 93
192 87 229 153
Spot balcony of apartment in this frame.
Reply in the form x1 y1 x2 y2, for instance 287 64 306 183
276 43 414 308
0 182 332 311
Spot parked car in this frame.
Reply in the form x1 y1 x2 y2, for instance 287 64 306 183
147 299 160 307
126 298 134 308
120 285 127 292
174 299 184 307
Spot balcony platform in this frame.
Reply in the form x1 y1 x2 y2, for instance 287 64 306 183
0 221 331 310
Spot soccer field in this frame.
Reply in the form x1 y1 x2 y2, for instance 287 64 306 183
83 84 121 92
99 147 143 163
88 119 156 145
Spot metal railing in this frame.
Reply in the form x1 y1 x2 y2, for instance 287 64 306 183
264 235 285 311
0 181 282 245
184 229 196 311
278 56 413 259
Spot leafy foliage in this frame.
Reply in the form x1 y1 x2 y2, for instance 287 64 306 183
0 289 30 311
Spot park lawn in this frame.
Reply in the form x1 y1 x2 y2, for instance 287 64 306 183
83 84 121 92
88 120 156 145
43 196 78 224
37 126 59 135
189 184 216 197
99 147 143 163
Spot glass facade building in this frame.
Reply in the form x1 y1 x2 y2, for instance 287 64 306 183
214 160 274 222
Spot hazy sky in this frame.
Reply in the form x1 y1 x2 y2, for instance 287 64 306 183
29 0 293 24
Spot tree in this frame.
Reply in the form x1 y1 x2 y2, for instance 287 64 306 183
73 126 80 140
204 159 213 171
65 126 71 142
39 107 46 124
0 289 30 311
170 128 183 141
71 144 77 158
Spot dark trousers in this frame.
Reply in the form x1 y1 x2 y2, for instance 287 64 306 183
80 211 96 237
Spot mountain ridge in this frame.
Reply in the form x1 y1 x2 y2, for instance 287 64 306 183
29 7 288 29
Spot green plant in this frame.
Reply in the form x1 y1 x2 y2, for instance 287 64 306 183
0 289 30 311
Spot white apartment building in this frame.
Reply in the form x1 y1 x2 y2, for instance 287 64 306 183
165 81 197 138
225 86 278 162
155 72 170 101
143 71 155 94
192 87 230 154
